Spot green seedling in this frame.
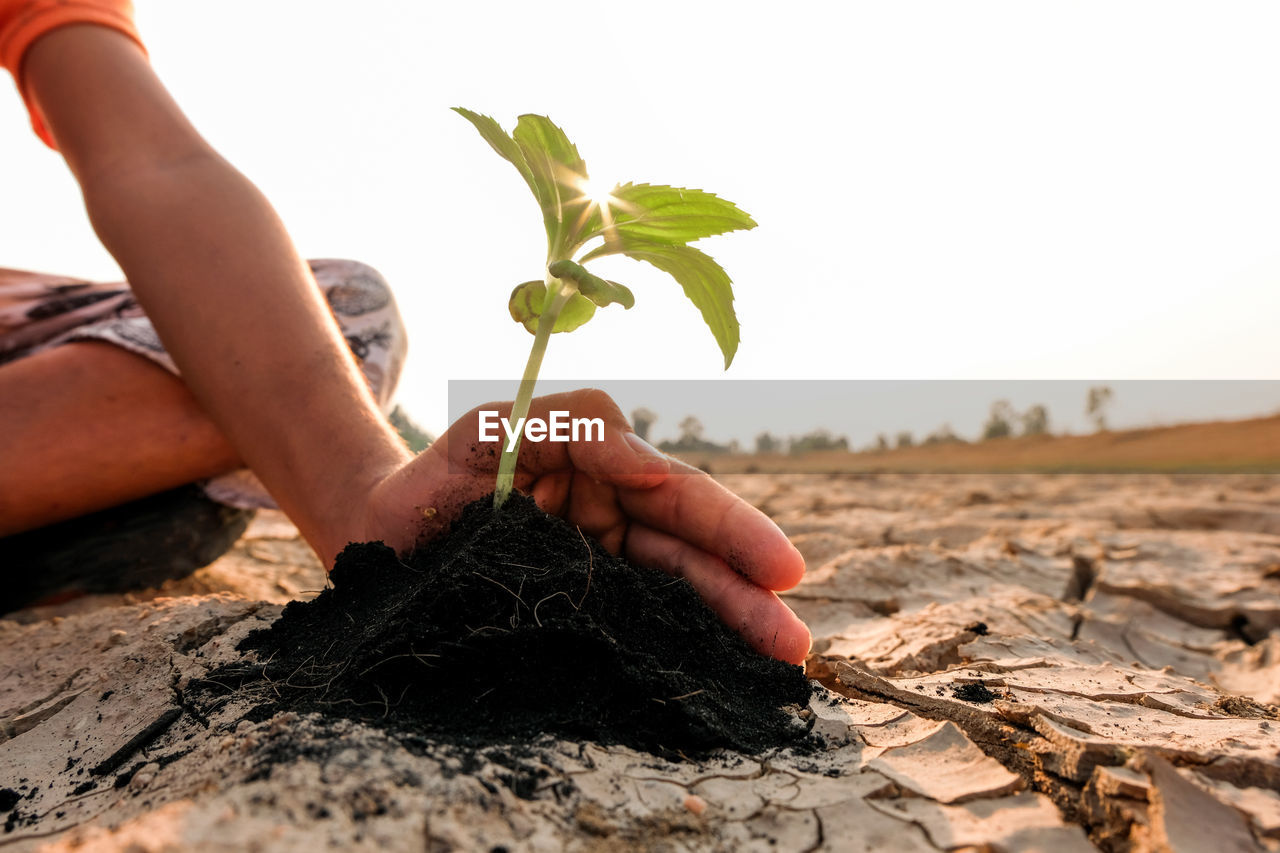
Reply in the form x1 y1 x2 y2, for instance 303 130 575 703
454 108 756 507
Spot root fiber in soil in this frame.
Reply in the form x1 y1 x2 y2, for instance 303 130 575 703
210 495 812 758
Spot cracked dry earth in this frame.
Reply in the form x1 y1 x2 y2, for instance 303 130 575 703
3 474 1280 851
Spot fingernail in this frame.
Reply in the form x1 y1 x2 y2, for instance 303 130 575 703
624 432 670 474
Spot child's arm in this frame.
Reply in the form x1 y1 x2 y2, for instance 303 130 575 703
25 24 412 562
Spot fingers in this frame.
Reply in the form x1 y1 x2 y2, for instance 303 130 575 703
441 387 804 595
531 470 627 554
520 389 671 488
446 391 804 590
565 473 627 553
626 524 812 665
617 460 806 592
446 390 670 488
529 470 571 517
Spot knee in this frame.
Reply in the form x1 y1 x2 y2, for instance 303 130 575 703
309 259 408 409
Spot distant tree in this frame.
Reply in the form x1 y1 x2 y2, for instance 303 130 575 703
923 423 965 446
788 429 849 455
658 414 729 455
874 433 890 452
678 415 705 443
895 431 915 449
631 407 657 442
1021 404 1050 437
389 405 433 453
1086 386 1114 432
982 400 1016 440
755 431 780 454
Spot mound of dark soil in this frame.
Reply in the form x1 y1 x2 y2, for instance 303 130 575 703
209 495 811 758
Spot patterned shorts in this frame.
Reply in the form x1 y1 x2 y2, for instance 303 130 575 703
0 259 408 509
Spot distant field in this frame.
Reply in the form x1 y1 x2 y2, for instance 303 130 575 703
677 414 1280 474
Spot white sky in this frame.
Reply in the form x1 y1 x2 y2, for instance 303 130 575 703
4 1 1280 436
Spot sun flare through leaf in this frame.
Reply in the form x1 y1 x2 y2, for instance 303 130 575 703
577 176 617 210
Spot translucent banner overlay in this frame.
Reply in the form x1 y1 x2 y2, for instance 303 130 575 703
447 380 1280 475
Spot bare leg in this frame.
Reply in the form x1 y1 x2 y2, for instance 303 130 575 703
0 341 242 536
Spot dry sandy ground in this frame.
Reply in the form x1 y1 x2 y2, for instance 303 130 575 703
3 473 1280 851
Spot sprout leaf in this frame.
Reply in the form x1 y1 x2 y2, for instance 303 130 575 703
583 239 739 368
511 114 592 256
508 279 596 334
587 183 756 246
547 259 635 310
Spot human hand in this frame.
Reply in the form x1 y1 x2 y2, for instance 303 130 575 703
357 389 812 664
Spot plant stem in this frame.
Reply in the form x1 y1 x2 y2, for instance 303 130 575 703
493 279 573 508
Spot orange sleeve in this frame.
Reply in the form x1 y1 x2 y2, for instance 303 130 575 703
0 0 146 149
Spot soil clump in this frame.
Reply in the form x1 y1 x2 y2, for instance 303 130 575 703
951 681 999 703
203 495 811 758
